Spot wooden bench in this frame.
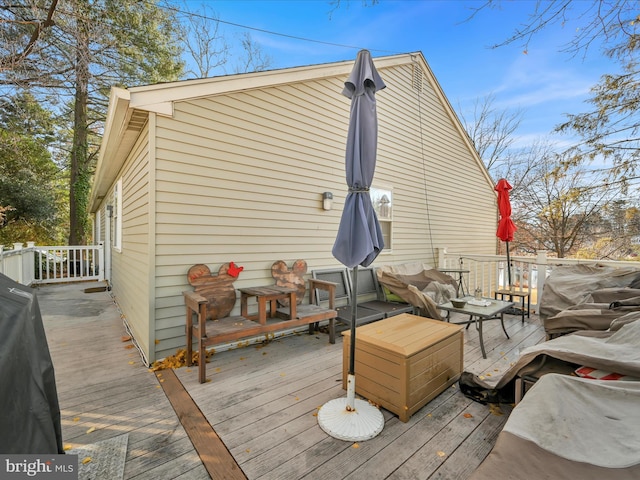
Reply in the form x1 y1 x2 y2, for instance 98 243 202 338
184 261 337 383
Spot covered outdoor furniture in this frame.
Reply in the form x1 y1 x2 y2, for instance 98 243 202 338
469 374 640 480
543 301 640 338
540 264 640 337
375 262 458 319
459 315 640 405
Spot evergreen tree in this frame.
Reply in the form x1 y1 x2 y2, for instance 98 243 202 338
1 0 184 244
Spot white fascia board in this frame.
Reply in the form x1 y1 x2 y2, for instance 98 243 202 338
127 53 415 115
90 87 131 211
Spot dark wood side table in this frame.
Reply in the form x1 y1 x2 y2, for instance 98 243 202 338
494 289 530 324
239 285 296 325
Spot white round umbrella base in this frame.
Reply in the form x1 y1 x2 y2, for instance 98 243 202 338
317 398 384 442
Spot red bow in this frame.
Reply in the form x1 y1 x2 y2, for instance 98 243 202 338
227 262 244 278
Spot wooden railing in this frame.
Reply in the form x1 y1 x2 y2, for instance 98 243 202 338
0 243 104 285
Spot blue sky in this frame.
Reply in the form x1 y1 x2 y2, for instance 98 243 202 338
183 1 618 150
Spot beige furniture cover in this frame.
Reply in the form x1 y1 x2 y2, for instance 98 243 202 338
539 264 640 336
470 374 640 480
539 264 640 321
376 263 457 319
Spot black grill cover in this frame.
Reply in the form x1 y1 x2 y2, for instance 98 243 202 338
0 273 63 453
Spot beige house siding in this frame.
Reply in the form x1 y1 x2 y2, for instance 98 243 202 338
110 124 153 362
92 52 499 363
149 57 496 362
374 62 495 264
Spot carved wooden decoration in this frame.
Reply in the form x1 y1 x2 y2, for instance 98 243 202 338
271 259 307 306
187 263 240 320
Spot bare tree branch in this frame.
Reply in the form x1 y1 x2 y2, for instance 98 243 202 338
0 0 58 71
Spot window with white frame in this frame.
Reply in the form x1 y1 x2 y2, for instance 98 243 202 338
371 186 392 250
113 178 122 251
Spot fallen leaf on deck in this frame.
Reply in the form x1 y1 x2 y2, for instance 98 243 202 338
82 457 92 464
86 427 96 434
155 339 160 344
352 443 360 448
151 348 214 371
463 413 473 418
73 417 80 422
489 404 504 416
128 361 135 365
121 336 131 342
124 345 134 349
64 444 72 451
437 451 446 457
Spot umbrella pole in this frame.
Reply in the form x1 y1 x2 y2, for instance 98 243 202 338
316 264 384 441
506 241 512 288
346 266 358 410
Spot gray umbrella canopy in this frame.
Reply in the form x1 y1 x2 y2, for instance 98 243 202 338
332 49 386 268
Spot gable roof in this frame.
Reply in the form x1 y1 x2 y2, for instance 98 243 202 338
90 51 492 211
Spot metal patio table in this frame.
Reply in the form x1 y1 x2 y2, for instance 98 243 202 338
438 296 514 358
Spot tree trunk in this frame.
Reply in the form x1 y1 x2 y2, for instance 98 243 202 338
68 1 90 246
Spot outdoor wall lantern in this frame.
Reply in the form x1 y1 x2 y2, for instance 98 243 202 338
322 192 333 211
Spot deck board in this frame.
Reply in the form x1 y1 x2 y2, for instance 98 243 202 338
39 282 545 479
38 282 211 480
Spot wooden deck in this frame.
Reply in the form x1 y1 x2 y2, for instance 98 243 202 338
39 282 545 479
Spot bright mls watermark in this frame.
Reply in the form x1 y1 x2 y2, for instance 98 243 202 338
1 455 77 479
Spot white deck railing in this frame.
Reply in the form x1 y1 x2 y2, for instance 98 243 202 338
0 243 104 285
4 243 639 305
439 249 640 310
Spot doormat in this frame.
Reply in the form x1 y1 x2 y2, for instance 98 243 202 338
67 433 128 480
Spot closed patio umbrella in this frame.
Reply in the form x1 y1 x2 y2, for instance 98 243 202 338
495 178 517 288
317 50 385 442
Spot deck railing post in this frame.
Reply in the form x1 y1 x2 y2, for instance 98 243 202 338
98 243 105 281
535 250 548 310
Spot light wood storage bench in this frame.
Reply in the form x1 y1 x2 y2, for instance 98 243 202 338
342 313 463 422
